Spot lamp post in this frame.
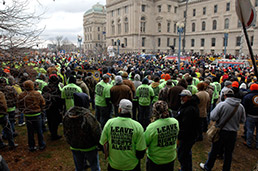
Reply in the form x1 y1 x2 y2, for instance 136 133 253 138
177 22 184 71
78 35 82 57
117 39 120 56
224 30 229 58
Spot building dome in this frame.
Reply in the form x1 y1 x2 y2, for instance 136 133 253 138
84 2 106 15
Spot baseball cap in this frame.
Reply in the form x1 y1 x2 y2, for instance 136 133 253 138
115 76 123 85
224 89 234 96
224 80 232 86
119 99 132 114
232 81 239 88
102 74 110 80
179 90 192 97
250 83 258 91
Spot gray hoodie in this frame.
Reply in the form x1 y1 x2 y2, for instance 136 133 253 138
211 97 246 132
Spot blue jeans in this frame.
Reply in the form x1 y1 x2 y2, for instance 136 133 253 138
18 112 24 124
0 115 15 147
25 115 46 149
95 106 111 128
138 105 151 130
8 111 16 133
204 130 237 171
177 139 195 171
246 116 258 148
72 149 100 171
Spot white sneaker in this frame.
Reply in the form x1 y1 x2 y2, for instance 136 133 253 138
18 122 25 127
200 163 205 170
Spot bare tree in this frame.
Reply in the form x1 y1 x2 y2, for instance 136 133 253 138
0 0 45 57
55 36 63 51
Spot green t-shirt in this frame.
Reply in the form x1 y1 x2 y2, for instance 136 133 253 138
213 82 221 99
187 85 198 95
210 82 217 104
159 81 167 89
172 79 178 86
145 118 179 164
150 84 161 104
136 84 154 106
99 117 146 170
95 80 111 107
35 79 48 92
61 83 82 110
192 77 200 87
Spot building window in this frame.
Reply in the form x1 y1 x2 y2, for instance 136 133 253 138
168 5 171 12
223 37 228 46
118 8 120 15
124 17 129 33
167 38 170 47
212 20 217 30
224 18 229 29
124 38 127 47
142 37 145 47
236 36 241 46
251 36 254 46
237 20 242 28
118 19 121 34
174 23 177 33
211 38 216 47
98 34 100 40
191 39 195 47
201 38 205 47
111 20 115 35
202 21 206 31
158 38 161 47
112 39 114 46
256 0 258 7
173 38 176 46
167 22 170 32
98 27 100 32
140 16 146 33
214 5 217 13
174 6 177 13
158 5 161 12
158 23 161 32
125 6 128 13
203 7 206 15
142 5 146 12
193 9 196 16
192 22 195 32
226 2 230 11
112 10 114 17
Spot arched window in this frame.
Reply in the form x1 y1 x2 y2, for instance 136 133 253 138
158 23 161 32
224 18 229 29
192 22 195 32
141 16 146 33
202 21 206 31
111 20 115 35
117 19 121 34
124 17 129 33
212 20 217 30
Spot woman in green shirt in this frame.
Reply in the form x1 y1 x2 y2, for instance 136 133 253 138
145 101 179 171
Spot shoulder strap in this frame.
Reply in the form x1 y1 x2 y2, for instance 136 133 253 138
219 104 239 129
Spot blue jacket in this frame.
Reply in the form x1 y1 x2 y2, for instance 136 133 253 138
242 90 258 118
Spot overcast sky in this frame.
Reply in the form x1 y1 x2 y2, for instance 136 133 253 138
31 0 106 47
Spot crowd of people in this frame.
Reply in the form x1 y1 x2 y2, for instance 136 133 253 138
0 53 257 171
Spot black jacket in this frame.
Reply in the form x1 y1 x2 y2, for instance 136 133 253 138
176 95 200 141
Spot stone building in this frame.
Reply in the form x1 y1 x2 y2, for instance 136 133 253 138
83 3 107 53
105 0 258 55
